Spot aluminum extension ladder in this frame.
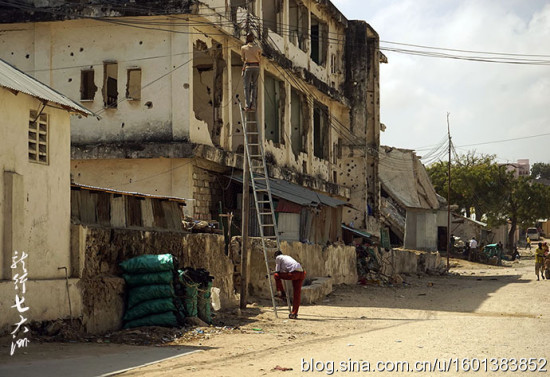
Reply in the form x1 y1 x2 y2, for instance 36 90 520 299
237 98 292 318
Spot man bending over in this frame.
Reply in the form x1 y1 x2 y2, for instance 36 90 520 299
274 250 306 319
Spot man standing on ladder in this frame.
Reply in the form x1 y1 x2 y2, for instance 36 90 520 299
241 32 262 112
274 251 306 319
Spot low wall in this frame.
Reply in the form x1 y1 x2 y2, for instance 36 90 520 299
378 248 444 276
72 225 237 334
243 240 357 298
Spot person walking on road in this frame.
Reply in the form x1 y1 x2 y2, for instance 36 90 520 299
535 242 545 280
527 236 531 250
241 32 262 112
273 250 306 319
469 237 478 261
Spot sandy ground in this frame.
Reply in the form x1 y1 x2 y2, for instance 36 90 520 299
2 250 548 377
119 252 549 377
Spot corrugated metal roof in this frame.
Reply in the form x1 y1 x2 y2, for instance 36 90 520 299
230 175 347 208
342 224 372 238
0 59 92 116
71 183 187 204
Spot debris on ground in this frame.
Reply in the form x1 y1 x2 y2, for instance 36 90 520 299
272 365 293 371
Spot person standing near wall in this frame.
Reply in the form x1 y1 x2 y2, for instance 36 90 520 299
241 32 262 112
535 242 545 281
273 251 306 319
469 237 478 261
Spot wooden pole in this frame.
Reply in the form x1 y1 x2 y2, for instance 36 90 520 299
446 112 451 271
240 122 250 310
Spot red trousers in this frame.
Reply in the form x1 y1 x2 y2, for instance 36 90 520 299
274 271 306 315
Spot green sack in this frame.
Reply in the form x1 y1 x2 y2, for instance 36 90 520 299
120 254 174 274
127 284 175 309
123 271 173 287
182 282 199 318
197 282 213 324
123 311 178 329
123 298 177 322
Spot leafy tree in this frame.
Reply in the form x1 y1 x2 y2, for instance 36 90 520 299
501 177 550 247
427 152 550 248
531 162 550 180
427 152 508 224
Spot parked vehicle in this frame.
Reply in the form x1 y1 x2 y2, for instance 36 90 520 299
527 227 540 241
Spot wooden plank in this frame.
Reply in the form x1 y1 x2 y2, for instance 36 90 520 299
141 198 155 228
169 202 184 231
126 196 143 227
96 192 111 226
79 190 97 224
111 195 126 228
162 201 176 230
152 199 166 229
71 189 80 223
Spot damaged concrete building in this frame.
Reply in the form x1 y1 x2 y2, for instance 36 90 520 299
0 0 385 243
379 146 442 251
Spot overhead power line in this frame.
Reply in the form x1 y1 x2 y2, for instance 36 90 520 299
456 132 550 148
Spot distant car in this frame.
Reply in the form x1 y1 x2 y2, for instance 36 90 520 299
527 227 540 241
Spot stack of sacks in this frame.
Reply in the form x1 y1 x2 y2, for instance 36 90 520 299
120 254 179 329
176 268 214 324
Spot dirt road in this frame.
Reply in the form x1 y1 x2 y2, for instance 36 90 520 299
120 256 549 376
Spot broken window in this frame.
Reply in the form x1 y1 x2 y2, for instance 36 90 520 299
291 88 306 155
80 69 96 101
313 102 329 160
262 0 282 34
126 68 142 100
28 110 48 164
264 73 285 145
289 0 308 51
103 62 118 108
310 15 328 66
231 0 248 35
330 53 337 74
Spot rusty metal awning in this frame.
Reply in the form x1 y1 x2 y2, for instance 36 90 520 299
229 174 347 208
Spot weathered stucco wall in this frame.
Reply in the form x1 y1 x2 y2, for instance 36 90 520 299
72 225 237 333
378 248 443 276
1 89 73 281
0 279 82 335
0 87 77 332
405 210 438 252
0 18 193 144
71 158 196 216
244 240 357 298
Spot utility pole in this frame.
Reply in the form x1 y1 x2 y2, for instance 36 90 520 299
446 112 451 271
240 149 250 310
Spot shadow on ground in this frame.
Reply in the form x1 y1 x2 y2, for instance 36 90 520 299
317 271 530 315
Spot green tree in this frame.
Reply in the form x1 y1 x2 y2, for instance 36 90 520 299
531 162 550 180
502 178 550 247
427 152 550 248
427 152 508 224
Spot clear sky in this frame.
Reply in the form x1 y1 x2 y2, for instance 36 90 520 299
332 0 550 166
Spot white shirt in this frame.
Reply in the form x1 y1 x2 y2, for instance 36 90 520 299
275 255 303 273
469 239 478 249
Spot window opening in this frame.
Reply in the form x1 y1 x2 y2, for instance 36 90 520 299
103 62 118 108
126 68 142 100
80 70 96 101
28 110 48 164
313 102 329 159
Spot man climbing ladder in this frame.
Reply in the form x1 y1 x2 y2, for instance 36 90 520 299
241 32 262 112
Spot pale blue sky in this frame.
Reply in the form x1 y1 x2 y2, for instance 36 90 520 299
333 0 550 166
